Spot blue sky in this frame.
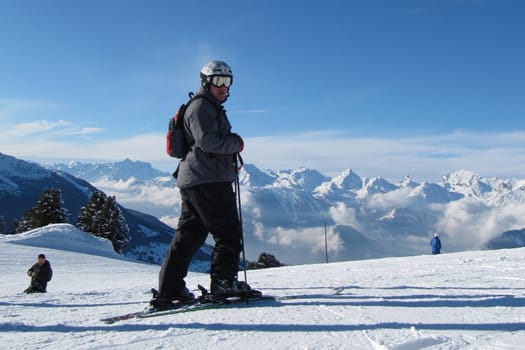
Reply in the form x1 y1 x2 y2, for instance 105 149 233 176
1 0 524 181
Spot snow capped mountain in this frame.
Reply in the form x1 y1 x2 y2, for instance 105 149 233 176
45 157 525 265
314 169 363 196
52 158 170 182
239 163 275 187
356 176 398 199
485 228 525 250
398 175 418 188
441 169 492 198
0 153 54 193
1 153 94 231
240 166 330 192
409 182 463 203
272 167 330 192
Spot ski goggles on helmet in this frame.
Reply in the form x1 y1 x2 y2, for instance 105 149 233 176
210 75 232 88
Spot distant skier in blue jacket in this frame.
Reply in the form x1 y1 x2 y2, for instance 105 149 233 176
431 233 442 254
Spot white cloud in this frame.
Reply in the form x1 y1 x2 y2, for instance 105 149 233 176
1 119 104 142
5 120 73 137
229 109 268 114
434 198 525 250
0 128 162 163
0 98 61 119
1 124 525 184
241 130 525 182
329 202 361 229
91 177 181 218
263 226 344 255
54 126 105 136
159 215 178 229
367 187 415 209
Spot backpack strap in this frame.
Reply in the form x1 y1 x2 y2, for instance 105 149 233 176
183 92 222 131
186 92 220 115
182 92 223 156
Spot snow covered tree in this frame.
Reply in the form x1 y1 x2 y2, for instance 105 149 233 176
16 189 67 233
77 191 105 234
77 191 130 253
16 208 36 233
34 189 67 225
103 196 129 253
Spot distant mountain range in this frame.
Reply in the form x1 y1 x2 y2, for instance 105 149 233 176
0 153 211 270
50 157 525 265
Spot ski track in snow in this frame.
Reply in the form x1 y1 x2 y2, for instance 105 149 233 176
2 232 525 349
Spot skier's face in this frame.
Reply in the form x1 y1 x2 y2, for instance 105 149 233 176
209 84 229 102
37 257 45 265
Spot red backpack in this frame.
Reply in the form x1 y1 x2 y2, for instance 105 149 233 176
166 93 205 158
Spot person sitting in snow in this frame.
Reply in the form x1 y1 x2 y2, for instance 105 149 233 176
430 233 442 255
24 254 53 293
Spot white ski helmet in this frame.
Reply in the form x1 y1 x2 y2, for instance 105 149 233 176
200 60 233 85
433 232 440 238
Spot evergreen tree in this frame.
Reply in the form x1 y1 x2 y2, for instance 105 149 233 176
16 189 67 233
11 219 20 234
77 191 129 253
16 208 36 233
104 195 129 253
77 191 105 234
0 216 5 235
35 189 67 226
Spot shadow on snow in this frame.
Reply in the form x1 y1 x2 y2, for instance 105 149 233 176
2 321 525 333
0 301 143 308
283 293 525 308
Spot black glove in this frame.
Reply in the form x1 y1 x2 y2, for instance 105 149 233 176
232 133 244 153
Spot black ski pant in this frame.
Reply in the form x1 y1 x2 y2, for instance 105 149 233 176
158 182 242 297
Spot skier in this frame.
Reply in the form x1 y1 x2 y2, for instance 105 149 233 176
151 60 258 309
431 233 442 255
24 254 53 293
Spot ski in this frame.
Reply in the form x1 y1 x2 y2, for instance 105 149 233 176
333 286 345 295
102 285 276 324
101 307 165 324
102 285 346 324
138 294 276 319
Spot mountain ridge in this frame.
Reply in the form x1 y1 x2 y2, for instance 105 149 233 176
49 157 525 265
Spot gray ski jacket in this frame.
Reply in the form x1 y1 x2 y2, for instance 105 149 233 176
175 89 242 189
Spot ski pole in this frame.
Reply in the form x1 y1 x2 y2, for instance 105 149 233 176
235 155 248 286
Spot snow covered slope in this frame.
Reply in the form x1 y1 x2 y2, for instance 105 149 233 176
3 223 123 260
2 226 525 349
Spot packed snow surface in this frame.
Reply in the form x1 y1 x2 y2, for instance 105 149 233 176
2 226 525 349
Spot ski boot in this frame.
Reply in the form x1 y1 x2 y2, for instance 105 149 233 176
210 278 262 300
149 287 195 310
